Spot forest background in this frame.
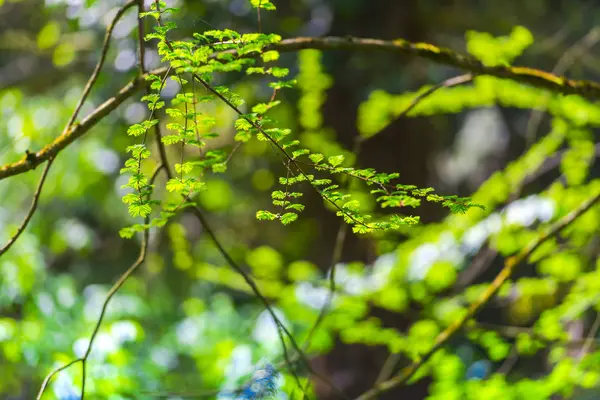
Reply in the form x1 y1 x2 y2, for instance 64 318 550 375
2 0 600 399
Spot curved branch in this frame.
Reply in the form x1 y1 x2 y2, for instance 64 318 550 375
79 224 149 399
65 0 138 129
36 358 83 400
0 158 54 257
355 189 600 400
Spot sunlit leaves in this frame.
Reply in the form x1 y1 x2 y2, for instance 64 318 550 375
466 26 534 66
561 138 595 185
126 120 158 137
280 212 298 225
128 202 152 218
250 0 276 10
309 153 324 164
256 210 278 221
141 93 165 111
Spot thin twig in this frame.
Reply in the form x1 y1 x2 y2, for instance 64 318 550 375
190 71 369 230
138 1 174 181
66 0 138 129
577 313 600 359
355 189 600 400
136 0 146 73
79 224 149 399
299 138 362 398
364 73 472 144
525 27 600 146
36 358 82 400
36 163 163 399
257 0 262 33
496 346 519 375
303 137 363 352
188 71 351 395
369 74 472 383
402 73 473 116
0 158 54 257
453 245 497 292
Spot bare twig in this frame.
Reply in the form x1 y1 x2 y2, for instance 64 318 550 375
363 73 472 144
303 135 365 355
36 162 164 399
66 0 138 129
136 0 146 73
0 158 54 257
525 27 600 146
400 73 472 116
369 73 472 383
36 227 149 399
355 189 600 400
496 346 520 375
36 358 82 400
577 313 600 359
79 224 149 399
454 245 497 291
374 352 401 386
257 0 262 33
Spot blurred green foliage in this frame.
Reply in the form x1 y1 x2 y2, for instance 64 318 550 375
1 0 600 399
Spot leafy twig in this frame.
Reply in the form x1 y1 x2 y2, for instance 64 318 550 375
362 73 473 143
153 3 347 396
137 0 174 181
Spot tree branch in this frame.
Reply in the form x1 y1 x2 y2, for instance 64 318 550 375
270 36 600 99
5 33 600 181
355 189 600 400
0 66 169 181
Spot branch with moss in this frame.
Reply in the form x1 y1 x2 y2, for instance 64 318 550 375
270 36 600 99
355 189 600 400
4 33 600 181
